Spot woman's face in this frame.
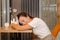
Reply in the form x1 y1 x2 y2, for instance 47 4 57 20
18 16 30 25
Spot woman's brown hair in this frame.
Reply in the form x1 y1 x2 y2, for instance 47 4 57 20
17 12 33 25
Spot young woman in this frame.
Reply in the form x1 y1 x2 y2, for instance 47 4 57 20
11 12 55 40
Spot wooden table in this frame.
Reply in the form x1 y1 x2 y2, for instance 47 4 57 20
0 27 32 40
0 27 32 33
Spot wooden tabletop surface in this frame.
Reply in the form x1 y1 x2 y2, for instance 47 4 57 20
0 27 32 33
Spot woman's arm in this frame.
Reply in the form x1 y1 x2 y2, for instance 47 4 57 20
52 23 60 37
10 23 32 31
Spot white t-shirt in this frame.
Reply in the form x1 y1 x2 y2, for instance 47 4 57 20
28 18 51 39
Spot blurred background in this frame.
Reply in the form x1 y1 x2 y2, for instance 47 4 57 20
0 0 56 30
0 0 60 40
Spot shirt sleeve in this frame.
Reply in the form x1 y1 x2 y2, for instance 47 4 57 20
28 18 40 28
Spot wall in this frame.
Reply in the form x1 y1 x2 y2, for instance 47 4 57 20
39 0 56 31
0 0 1 13
11 0 21 13
21 0 39 17
57 0 60 23
0 0 1 26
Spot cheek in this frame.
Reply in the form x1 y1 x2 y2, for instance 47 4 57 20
23 21 28 24
18 21 26 24
24 20 28 23
18 20 20 22
18 19 29 24
18 20 22 24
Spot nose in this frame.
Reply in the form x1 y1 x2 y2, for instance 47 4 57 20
23 22 26 24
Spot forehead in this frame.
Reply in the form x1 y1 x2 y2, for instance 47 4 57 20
19 16 27 19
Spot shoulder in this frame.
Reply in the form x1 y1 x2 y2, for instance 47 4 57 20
33 17 43 21
30 17 42 24
33 17 40 20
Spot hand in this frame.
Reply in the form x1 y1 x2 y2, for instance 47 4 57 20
10 23 16 29
10 23 20 30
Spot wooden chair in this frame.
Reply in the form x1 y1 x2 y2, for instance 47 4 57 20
52 23 60 37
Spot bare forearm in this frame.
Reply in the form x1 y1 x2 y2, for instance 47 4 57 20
10 23 32 31
10 23 24 30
